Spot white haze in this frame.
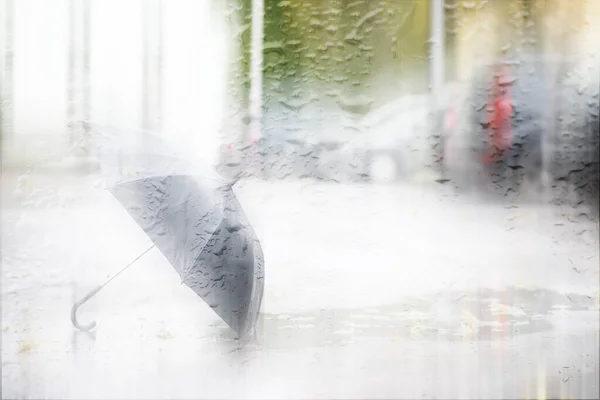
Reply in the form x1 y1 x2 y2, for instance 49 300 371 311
10 0 230 167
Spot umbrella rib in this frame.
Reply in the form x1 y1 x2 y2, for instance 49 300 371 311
70 244 156 331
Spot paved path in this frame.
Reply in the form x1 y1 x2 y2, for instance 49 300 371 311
2 174 599 398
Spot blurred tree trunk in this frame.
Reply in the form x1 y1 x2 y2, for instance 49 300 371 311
142 0 163 134
67 0 91 157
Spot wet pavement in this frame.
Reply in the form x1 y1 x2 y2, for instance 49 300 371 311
2 173 599 399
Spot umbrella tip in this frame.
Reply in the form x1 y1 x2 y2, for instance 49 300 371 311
227 171 247 188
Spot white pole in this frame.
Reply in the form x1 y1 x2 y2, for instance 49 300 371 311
249 0 263 143
430 0 445 97
67 0 91 156
142 0 163 134
428 0 445 173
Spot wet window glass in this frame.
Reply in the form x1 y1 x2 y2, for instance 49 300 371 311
1 0 599 398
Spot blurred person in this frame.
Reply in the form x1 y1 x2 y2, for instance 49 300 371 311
480 61 549 199
481 65 514 165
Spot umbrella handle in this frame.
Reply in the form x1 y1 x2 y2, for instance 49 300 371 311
71 285 102 331
70 244 156 331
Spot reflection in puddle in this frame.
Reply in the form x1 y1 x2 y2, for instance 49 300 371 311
246 287 597 350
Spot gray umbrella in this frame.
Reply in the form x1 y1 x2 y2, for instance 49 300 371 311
71 128 264 341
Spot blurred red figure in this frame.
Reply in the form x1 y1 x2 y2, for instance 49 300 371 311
481 65 514 164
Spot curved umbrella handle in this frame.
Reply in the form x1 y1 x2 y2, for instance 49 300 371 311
70 244 156 331
71 285 103 331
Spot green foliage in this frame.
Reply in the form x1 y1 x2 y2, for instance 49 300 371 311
229 0 434 104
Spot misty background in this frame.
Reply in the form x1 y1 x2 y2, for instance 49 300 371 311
1 1 600 399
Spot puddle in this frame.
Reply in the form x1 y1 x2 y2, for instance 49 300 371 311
244 286 597 350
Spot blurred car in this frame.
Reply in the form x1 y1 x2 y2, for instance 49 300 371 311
358 93 448 183
216 107 368 182
218 94 442 184
290 94 442 184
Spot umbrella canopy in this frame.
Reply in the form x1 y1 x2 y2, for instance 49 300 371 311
110 173 264 337
71 125 264 340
